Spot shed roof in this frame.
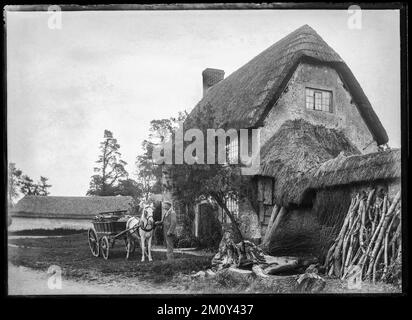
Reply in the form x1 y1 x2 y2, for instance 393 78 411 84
257 121 401 207
9 196 134 219
307 148 401 191
186 24 388 145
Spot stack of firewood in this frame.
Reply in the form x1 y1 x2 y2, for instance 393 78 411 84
324 190 401 283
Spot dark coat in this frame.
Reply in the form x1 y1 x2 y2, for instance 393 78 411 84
163 208 177 235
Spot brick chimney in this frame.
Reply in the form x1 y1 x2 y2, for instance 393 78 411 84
202 68 224 97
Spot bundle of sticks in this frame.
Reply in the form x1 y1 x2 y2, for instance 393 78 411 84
324 189 401 283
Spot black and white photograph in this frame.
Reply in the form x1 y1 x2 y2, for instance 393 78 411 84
5 3 406 298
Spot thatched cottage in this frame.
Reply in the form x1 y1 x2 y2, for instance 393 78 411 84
9 195 134 231
166 25 401 257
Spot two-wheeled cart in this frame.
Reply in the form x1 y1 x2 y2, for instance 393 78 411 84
87 210 135 260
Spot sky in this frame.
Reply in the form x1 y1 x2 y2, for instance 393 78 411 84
7 9 400 197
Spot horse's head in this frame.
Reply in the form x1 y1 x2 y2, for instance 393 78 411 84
142 207 154 230
143 207 154 220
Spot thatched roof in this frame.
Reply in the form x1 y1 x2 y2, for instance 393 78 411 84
257 119 361 207
9 196 134 219
306 148 401 191
186 24 388 145
257 121 401 207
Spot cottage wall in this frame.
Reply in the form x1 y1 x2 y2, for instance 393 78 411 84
260 62 378 153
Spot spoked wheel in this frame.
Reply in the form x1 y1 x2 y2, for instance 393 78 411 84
100 236 110 260
88 229 99 257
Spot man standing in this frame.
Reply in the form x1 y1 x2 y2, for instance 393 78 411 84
160 201 176 260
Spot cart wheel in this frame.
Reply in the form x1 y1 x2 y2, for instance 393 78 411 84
88 229 99 257
100 236 110 260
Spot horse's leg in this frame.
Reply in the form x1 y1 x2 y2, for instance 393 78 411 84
140 231 145 262
148 233 153 261
126 236 130 260
131 238 136 253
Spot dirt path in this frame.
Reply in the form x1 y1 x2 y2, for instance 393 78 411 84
8 264 185 295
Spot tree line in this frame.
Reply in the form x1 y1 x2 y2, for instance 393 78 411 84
8 163 52 206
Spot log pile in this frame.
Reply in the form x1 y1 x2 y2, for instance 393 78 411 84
324 189 401 283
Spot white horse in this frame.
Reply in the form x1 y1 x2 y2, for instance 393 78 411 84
125 205 155 261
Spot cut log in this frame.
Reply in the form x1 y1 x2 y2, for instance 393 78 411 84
267 205 279 231
261 206 287 252
263 255 298 266
261 204 279 247
259 202 265 223
366 192 401 278
216 267 255 285
296 273 326 293
358 196 387 271
269 206 286 237
262 255 315 275
333 195 360 277
252 265 269 278
264 260 299 275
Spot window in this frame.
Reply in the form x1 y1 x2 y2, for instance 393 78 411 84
225 195 239 217
305 88 332 112
218 195 239 224
226 138 239 164
305 88 314 109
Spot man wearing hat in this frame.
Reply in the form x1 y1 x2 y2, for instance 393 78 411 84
156 200 176 260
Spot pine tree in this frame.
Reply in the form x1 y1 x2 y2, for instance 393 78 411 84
87 130 128 196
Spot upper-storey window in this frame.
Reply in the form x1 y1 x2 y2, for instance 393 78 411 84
305 88 333 112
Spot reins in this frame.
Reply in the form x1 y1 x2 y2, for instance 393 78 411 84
139 218 155 232
139 210 156 232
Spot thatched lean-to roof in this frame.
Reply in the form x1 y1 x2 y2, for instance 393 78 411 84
306 148 401 191
257 119 361 207
186 24 388 145
257 120 401 207
10 196 134 219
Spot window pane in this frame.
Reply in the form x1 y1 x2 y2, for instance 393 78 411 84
322 92 330 112
306 88 314 97
305 88 314 109
228 139 238 164
225 196 239 217
314 92 322 110
306 99 314 110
